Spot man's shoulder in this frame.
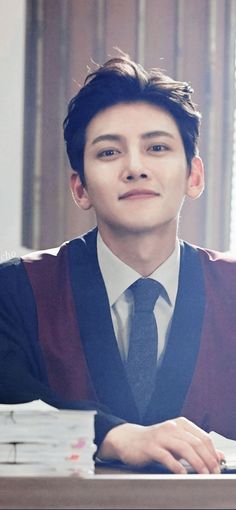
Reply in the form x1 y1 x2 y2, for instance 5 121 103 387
0 245 66 278
22 243 67 265
181 240 236 289
182 240 236 264
0 229 97 284
15 228 97 268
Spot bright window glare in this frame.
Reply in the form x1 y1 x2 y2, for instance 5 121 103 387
230 70 236 253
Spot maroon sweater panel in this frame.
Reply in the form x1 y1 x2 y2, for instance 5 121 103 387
182 248 236 439
23 245 97 402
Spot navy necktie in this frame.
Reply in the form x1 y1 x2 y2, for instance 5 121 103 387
126 278 162 418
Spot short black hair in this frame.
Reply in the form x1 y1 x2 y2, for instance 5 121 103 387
63 57 201 184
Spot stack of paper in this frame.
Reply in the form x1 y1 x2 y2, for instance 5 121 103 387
0 400 97 476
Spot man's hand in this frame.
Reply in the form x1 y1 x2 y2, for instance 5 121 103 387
98 417 224 474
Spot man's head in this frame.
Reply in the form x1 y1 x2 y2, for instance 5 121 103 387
63 56 201 185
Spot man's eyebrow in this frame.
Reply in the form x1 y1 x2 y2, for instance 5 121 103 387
91 134 122 145
141 130 175 140
91 130 175 146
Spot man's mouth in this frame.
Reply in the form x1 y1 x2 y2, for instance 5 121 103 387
119 189 160 200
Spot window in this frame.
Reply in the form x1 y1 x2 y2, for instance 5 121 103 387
229 59 236 253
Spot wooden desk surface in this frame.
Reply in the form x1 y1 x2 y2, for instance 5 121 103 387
0 468 236 510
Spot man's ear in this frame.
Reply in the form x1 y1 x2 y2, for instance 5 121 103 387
186 156 205 200
70 173 92 210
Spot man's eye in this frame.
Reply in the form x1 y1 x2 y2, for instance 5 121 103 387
148 144 168 152
97 149 119 158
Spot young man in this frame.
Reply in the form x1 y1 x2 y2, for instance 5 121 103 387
0 56 234 474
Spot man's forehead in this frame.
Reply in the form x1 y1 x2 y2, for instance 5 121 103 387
85 101 180 143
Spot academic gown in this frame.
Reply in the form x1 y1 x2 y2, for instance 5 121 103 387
0 227 236 447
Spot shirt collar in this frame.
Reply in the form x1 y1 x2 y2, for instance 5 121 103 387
97 233 180 307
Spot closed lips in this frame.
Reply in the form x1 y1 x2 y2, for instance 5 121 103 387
119 190 160 199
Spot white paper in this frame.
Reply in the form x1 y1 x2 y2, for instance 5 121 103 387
180 430 236 473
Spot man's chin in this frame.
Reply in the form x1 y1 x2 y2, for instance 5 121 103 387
109 221 169 236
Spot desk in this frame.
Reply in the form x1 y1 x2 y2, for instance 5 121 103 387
0 470 236 509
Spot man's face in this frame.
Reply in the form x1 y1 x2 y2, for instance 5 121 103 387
74 102 203 241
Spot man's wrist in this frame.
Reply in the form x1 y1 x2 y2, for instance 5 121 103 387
97 423 132 460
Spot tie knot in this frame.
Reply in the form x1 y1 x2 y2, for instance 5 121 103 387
130 278 162 312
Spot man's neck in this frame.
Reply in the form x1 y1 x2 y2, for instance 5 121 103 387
98 225 178 277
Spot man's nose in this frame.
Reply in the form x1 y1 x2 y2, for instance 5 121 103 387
122 153 149 181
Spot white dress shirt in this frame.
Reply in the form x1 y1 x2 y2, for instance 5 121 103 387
97 233 180 368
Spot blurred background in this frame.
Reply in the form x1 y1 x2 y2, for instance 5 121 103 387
1 0 236 259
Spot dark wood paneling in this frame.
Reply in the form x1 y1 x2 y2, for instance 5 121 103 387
40 0 68 247
145 0 178 74
105 0 137 59
22 0 40 248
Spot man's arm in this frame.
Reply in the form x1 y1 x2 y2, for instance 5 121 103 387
0 259 125 449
